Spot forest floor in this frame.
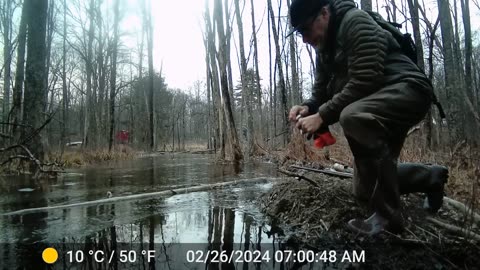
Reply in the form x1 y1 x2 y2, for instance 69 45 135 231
258 130 480 269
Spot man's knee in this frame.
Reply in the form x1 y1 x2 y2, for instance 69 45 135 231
339 104 371 136
339 105 356 134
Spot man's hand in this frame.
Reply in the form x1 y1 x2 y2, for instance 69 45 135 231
296 113 324 135
289 105 309 122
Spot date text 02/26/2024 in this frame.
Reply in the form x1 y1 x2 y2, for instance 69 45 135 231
186 249 365 264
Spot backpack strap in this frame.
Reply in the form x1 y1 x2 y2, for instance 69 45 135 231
367 11 446 119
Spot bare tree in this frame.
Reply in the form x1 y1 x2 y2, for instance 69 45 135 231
287 0 300 106
407 0 425 71
11 0 28 140
204 5 222 155
249 0 263 139
460 0 479 145
96 0 108 146
1 0 13 132
61 0 68 153
145 0 155 151
214 0 243 161
437 0 462 144
22 0 49 160
234 0 254 156
81 0 95 148
108 0 120 152
267 0 288 145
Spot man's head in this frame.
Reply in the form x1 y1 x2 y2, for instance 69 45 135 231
289 0 331 49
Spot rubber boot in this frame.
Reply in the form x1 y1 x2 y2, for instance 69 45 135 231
397 163 448 213
348 155 404 236
348 212 404 235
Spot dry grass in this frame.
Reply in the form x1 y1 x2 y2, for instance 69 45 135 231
401 132 480 212
280 127 480 213
48 145 137 167
279 127 352 166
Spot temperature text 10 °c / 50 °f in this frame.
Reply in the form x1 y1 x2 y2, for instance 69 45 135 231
66 250 156 264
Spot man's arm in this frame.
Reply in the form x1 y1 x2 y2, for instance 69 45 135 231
318 9 389 125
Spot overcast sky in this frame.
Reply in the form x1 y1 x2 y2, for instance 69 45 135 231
2 0 479 93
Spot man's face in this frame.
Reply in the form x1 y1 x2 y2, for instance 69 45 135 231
298 6 330 50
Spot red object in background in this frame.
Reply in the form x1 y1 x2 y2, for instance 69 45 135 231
313 131 336 149
116 130 129 144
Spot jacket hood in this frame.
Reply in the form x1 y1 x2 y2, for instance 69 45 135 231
331 0 357 22
323 0 357 59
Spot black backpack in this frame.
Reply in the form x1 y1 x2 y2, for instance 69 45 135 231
367 11 446 119
366 11 418 65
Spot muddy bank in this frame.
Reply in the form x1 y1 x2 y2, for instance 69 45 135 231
261 167 480 269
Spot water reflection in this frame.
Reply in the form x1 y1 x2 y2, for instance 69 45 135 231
0 154 294 269
27 206 289 270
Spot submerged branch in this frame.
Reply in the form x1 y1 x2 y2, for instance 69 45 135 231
2 177 274 216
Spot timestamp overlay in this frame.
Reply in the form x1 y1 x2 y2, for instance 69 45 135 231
4 243 366 269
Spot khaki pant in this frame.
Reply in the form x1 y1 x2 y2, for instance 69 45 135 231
339 80 432 220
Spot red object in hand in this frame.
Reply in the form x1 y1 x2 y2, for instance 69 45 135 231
313 131 336 149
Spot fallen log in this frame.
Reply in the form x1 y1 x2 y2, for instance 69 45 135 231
290 165 353 178
2 177 274 216
191 149 215 154
443 196 480 224
426 217 480 242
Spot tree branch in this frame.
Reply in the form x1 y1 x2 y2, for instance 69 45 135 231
426 217 480 242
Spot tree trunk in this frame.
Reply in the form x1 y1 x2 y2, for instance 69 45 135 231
250 0 263 140
268 8 273 146
2 0 12 133
96 0 107 146
146 0 155 151
82 0 95 149
224 2 235 111
407 0 432 148
234 0 254 157
452 0 468 140
203 26 213 150
267 0 288 145
407 0 425 71
437 0 461 146
61 0 68 154
12 0 27 141
204 5 221 156
288 26 300 106
108 0 120 152
43 0 55 150
214 0 243 161
22 0 48 160
460 0 479 146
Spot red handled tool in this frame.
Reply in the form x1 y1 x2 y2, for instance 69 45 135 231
313 131 336 149
296 114 336 149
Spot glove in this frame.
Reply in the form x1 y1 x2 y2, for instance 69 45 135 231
313 131 336 148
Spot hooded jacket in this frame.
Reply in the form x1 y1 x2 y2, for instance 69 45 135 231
303 0 433 125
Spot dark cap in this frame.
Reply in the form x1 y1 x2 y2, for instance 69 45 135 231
287 0 330 37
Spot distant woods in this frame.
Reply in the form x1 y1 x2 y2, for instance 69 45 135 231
201 0 480 161
0 0 479 163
